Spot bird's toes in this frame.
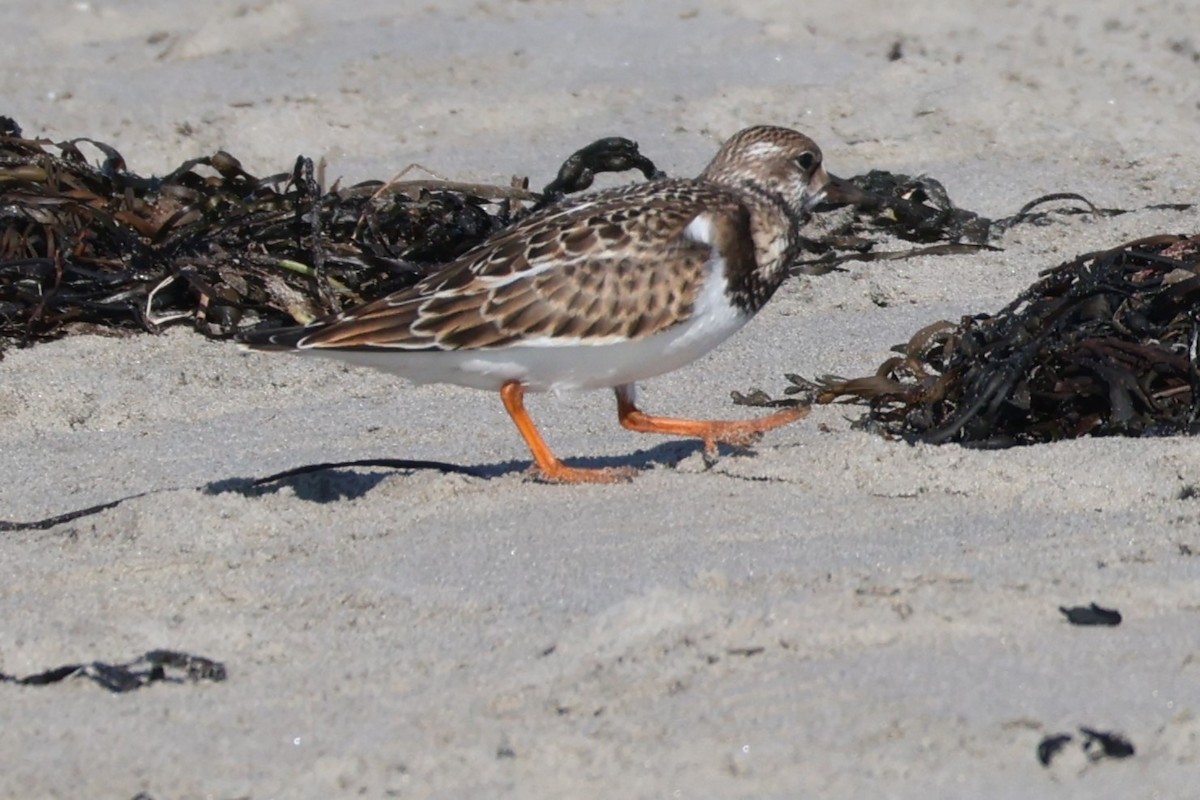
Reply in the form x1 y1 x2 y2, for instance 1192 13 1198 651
530 463 638 484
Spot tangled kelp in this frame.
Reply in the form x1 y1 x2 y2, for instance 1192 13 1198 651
775 236 1200 445
788 172 1158 274
0 116 662 350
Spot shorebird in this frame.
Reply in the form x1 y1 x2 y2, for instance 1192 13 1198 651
240 126 830 483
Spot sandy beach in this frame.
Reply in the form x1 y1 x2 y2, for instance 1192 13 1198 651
2 1 1199 797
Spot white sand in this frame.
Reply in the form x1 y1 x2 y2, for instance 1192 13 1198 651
2 1 1199 797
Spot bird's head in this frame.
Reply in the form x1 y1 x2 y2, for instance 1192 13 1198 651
701 125 830 219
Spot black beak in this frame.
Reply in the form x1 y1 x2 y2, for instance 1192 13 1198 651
816 173 872 207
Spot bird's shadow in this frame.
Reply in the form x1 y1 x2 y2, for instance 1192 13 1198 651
0 440 744 532
204 439 729 504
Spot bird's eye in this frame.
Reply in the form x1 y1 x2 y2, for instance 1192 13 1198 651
794 151 818 171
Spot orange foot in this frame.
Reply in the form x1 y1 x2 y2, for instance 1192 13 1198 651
615 386 809 458
501 380 639 484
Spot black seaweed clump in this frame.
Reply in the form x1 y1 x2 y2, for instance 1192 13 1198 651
771 235 1200 445
0 115 660 351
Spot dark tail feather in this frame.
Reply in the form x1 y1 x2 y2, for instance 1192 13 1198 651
236 323 315 351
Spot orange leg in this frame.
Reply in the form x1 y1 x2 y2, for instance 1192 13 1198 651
500 381 636 484
614 384 808 458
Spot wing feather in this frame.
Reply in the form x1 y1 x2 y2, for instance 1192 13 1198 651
270 180 754 351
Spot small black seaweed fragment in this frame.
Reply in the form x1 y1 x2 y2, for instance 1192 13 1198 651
1 650 226 693
1036 727 1136 766
1037 733 1073 766
1079 727 1136 760
1059 603 1123 626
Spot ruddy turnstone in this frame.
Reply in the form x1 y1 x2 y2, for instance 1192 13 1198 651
240 126 830 483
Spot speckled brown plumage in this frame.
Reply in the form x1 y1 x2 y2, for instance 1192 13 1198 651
245 126 828 353
294 184 726 350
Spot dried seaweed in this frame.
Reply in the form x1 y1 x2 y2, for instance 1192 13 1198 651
1059 603 1122 626
751 235 1200 445
1037 733 1074 766
1038 728 1136 766
1078 728 1136 760
1 649 226 692
0 115 663 351
797 173 1151 274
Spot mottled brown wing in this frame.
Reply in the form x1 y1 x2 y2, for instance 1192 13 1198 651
289 181 749 351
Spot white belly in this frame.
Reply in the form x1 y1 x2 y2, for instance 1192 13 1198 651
303 303 752 392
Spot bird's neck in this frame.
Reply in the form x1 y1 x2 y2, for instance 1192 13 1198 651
728 188 800 312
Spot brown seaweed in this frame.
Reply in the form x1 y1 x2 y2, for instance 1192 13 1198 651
0 116 664 351
751 235 1200 445
797 172 1149 274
